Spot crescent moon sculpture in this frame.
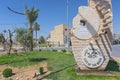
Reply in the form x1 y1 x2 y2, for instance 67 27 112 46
71 0 113 71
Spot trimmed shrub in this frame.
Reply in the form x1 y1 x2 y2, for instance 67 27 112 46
62 49 67 52
52 50 57 52
39 49 42 51
2 68 12 78
39 67 44 74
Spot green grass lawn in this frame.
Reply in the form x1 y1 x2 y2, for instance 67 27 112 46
0 51 120 80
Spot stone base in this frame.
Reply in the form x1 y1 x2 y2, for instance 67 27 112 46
76 68 115 76
71 36 111 71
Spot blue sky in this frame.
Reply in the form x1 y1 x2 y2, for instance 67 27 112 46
0 0 119 38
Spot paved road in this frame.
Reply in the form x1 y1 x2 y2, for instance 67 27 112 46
0 45 120 57
34 46 72 51
112 45 120 57
0 46 72 51
34 45 120 57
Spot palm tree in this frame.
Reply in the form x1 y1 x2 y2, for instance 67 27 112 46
3 30 7 36
25 6 39 51
33 22 40 43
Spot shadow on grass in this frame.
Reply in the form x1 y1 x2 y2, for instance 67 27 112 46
36 64 76 80
29 58 47 62
105 59 120 72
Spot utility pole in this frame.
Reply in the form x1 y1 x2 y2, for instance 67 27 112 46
67 0 69 26
66 0 69 48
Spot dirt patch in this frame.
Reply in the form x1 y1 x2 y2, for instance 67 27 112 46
0 61 51 80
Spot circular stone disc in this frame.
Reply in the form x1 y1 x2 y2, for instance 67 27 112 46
72 6 100 40
81 45 104 68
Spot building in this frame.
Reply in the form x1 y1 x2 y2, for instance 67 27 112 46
113 34 120 44
47 24 71 47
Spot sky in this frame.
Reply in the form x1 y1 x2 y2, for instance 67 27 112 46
0 0 120 38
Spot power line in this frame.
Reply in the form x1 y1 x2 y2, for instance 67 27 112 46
7 6 25 15
0 23 27 26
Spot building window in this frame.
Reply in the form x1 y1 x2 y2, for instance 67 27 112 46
80 20 86 26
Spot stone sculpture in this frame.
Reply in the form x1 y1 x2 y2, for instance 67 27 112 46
71 0 113 70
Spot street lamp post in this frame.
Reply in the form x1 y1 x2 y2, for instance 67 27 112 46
67 0 69 26
66 0 70 48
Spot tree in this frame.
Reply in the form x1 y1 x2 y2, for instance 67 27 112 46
7 30 14 55
33 22 40 43
39 36 46 44
25 6 39 51
14 28 30 52
0 33 6 50
3 30 7 36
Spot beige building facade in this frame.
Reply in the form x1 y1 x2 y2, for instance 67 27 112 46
47 24 70 46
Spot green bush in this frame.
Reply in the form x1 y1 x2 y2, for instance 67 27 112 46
39 67 44 74
52 50 57 52
69 51 73 54
2 68 12 78
13 49 18 55
105 59 120 72
61 49 67 53
39 49 42 51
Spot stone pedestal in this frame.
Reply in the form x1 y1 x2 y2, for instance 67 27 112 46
71 37 110 71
